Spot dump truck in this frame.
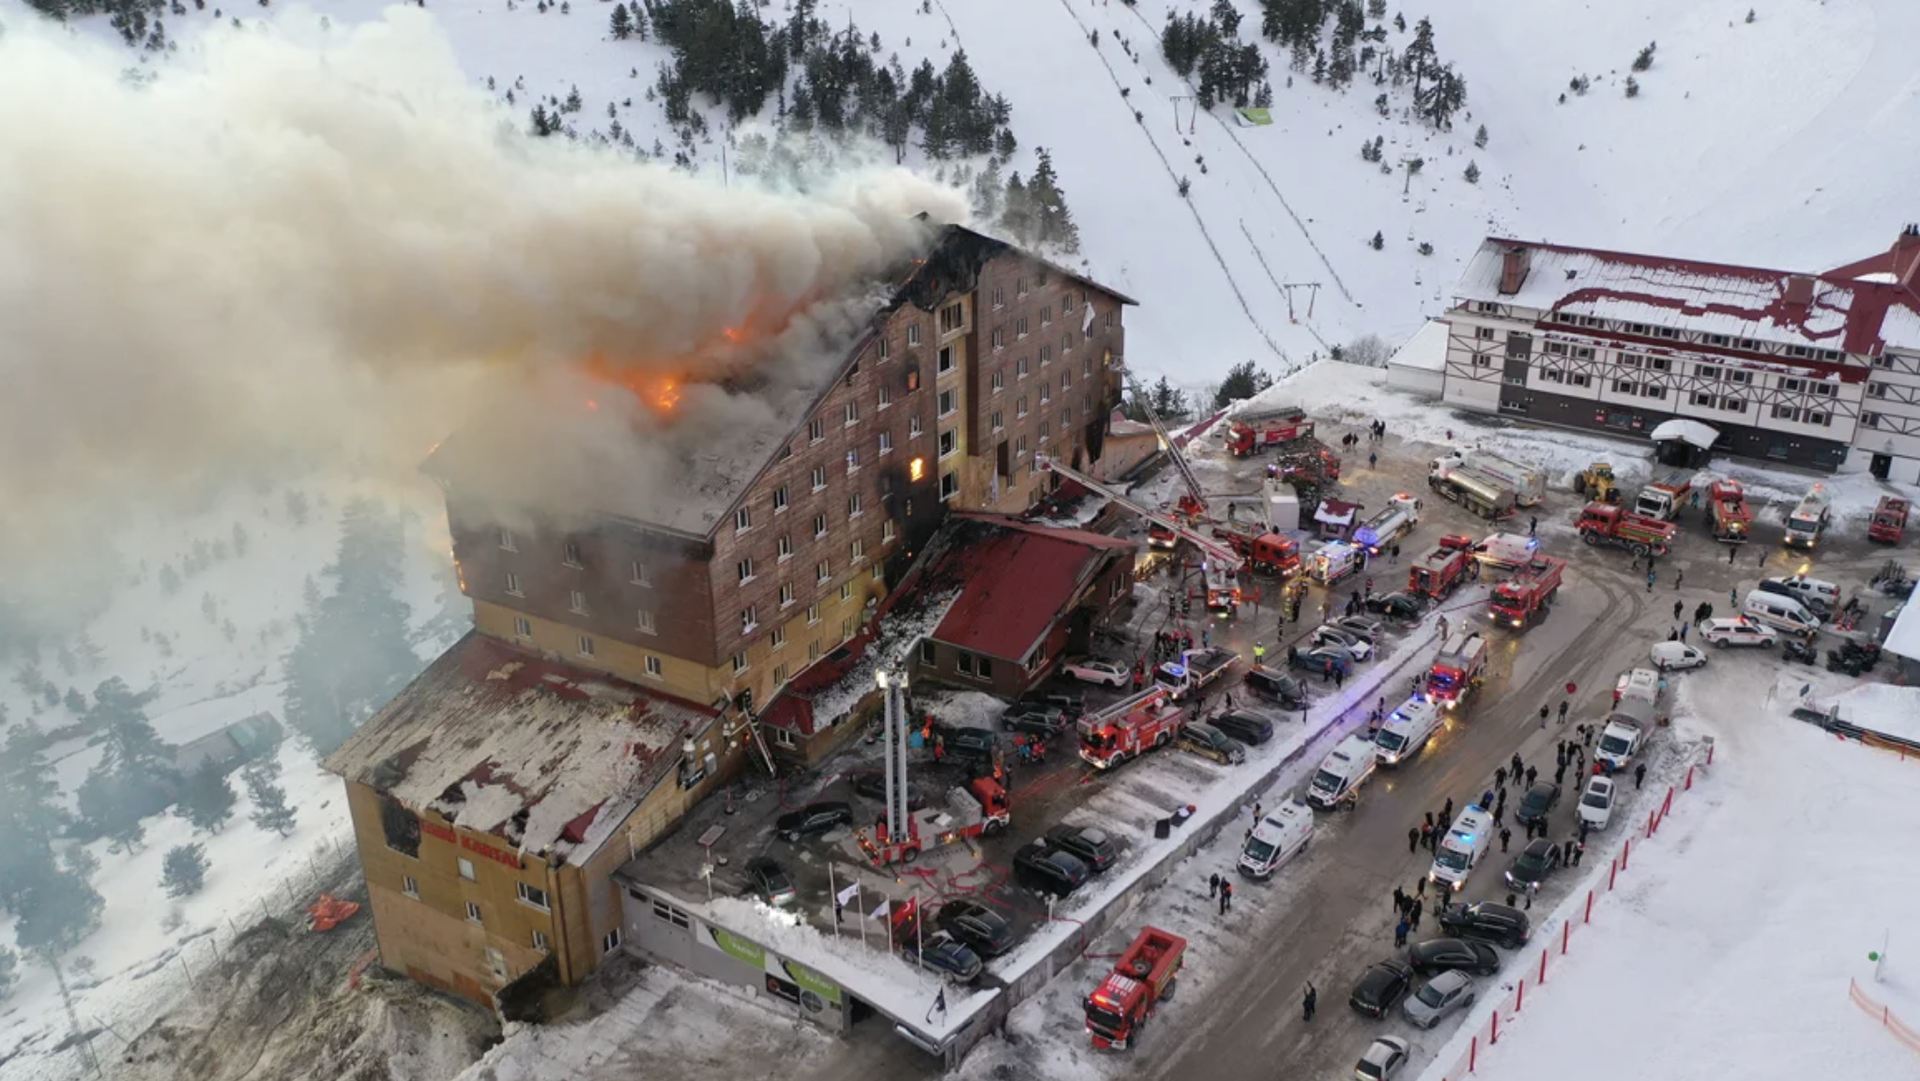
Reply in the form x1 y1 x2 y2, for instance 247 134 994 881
1084 926 1187 1050
1633 470 1696 522
1407 544 1474 601
1425 631 1489 709
1488 555 1565 628
860 778 1011 867
1428 460 1518 521
1869 495 1910 545
1352 493 1422 555
1707 479 1753 543
1431 450 1547 506
1154 648 1238 701
1784 483 1834 549
1575 502 1676 556
1079 688 1189 770
1225 405 1315 457
1573 462 1621 504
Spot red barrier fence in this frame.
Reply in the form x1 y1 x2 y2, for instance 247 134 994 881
1433 746 1715 1080
1849 978 1920 1057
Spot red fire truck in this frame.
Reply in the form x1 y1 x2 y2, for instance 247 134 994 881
1425 631 1489 709
1869 495 1910 544
858 778 1010 867
1488 555 1565 628
1084 926 1187 1049
1225 406 1314 457
1706 479 1753 543
1078 689 1188 770
1407 545 1474 600
1575 502 1676 556
1212 528 1301 576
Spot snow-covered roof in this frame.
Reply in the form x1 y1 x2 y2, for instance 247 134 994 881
1650 418 1720 450
1315 500 1360 526
1882 601 1920 664
1387 319 1449 373
325 632 718 864
1454 238 1920 357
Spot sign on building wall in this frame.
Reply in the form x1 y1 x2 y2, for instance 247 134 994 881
699 922 841 1013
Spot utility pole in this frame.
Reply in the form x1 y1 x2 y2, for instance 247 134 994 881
42 949 102 1078
1399 155 1423 197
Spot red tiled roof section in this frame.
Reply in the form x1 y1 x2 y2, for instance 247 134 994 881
929 515 1135 662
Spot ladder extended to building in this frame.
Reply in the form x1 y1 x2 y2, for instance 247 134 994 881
1035 455 1245 571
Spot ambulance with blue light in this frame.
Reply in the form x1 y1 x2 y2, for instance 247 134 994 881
1429 804 1494 891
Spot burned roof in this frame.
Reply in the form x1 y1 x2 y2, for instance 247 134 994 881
324 632 718 864
921 514 1136 664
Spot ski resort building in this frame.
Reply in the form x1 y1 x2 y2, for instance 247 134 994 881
327 224 1141 1008
1434 228 1920 481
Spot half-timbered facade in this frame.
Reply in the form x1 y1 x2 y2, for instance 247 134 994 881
1436 230 1920 481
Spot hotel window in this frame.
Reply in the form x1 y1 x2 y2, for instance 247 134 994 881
1017 277 1028 298
636 608 657 634
779 583 795 607
1722 397 1747 413
1040 384 1052 404
1061 370 1072 391
563 539 583 567
909 415 924 437
1695 364 1720 381
1812 382 1837 397
1728 371 1752 385
1646 357 1670 372
651 899 691 927
774 663 789 683
1040 345 1052 366
844 360 859 387
1039 421 1052 444
517 883 550 911
811 465 827 491
1017 357 1030 379
840 582 855 602
938 389 957 417
1063 292 1076 313
1865 412 1882 429
806 603 820 625
992 286 1005 309
731 652 748 674
568 589 588 614
402 876 419 898
737 557 754 584
513 616 532 638
940 429 959 458
1063 332 1074 353
1772 404 1798 421
882 519 897 543
1691 391 1716 407
847 448 861 472
940 302 964 334
578 634 595 657
878 384 892 409
850 538 866 562
813 513 828 539
1084 357 1093 378
1613 379 1637 394
1017 316 1030 339
778 534 794 561
1780 377 1805 392
808 641 822 662
740 605 758 634
878 431 893 454
498 528 516 551
907 324 922 347
533 930 550 953
938 345 956 375
845 401 860 427
1041 305 1053 326
991 328 1004 351
631 560 651 586
990 371 1005 394
466 902 483 924
1642 385 1667 400
735 507 752 533
816 560 831 584
459 858 476 881
771 627 787 649
848 492 864 518
1018 395 1030 418
1868 382 1888 398
773 485 789 513
602 929 622 955
645 655 663 678
940 471 959 501
1476 327 1496 340
991 411 1004 432
1806 410 1831 427
1105 310 1115 328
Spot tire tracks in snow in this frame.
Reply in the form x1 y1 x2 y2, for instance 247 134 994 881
1048 0 1289 364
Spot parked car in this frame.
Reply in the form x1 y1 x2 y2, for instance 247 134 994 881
934 899 1015 957
1064 659 1130 688
1701 617 1777 648
850 773 926 810
1244 665 1311 709
1651 641 1708 671
1012 841 1090 897
1503 838 1562 891
1577 775 1616 830
1045 824 1121 873
1002 705 1069 737
776 801 853 842
1332 615 1385 644
1310 624 1374 661
1403 971 1477 1030
744 857 796 906
1349 960 1414 1017
1364 592 1426 620
942 727 1000 761
1179 722 1247 765
899 930 983 984
1210 711 1275 745
1288 645 1355 677
1406 937 1500 977
1023 689 1086 717
1515 782 1561 826
1353 1035 1411 1081
1437 903 1532 949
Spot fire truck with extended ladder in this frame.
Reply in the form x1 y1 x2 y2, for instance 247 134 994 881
1077 687 1189 770
1036 456 1247 611
1084 926 1187 1049
1488 555 1565 628
857 777 1010 867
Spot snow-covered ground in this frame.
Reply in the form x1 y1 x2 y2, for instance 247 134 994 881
0 474 461 1078
1416 659 1920 1081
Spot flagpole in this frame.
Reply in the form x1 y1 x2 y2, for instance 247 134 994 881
915 890 923 958
857 883 868 947
828 862 837 935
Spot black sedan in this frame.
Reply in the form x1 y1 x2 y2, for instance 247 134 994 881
942 727 1000 761
1438 903 1532 949
1515 782 1561 825
775 801 853 842
900 931 983 983
1287 645 1354 678
1504 838 1562 891
1364 592 1425 620
849 773 926 810
1406 937 1500 977
935 899 1016 957
1045 823 1121 873
1001 705 1069 737
1244 665 1310 709
744 857 796 906
1012 841 1090 897
1349 959 1414 1017
1210 711 1275 745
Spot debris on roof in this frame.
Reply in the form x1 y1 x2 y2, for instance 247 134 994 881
325 632 718 864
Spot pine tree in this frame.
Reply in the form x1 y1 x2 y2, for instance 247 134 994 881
63 688 85 713
1147 376 1192 421
1370 230 1385 250
610 2 632 39
158 563 181 595
1632 42 1656 72
1366 0 1386 17
1464 160 1480 183
245 767 297 837
178 762 237 834
999 172 1034 244
0 724 71 916
1474 123 1488 148
161 844 208 898
565 84 583 113
1624 76 1639 98
1255 81 1274 108
1403 16 1436 95
79 678 178 843
1213 361 1274 408
531 104 555 136
1027 148 1080 253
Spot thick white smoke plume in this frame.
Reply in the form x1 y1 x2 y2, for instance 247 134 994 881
0 6 966 614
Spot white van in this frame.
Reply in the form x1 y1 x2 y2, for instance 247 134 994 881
1615 667 1660 708
1429 805 1494 891
1306 734 1378 809
1239 799 1315 879
1475 532 1540 568
1742 589 1822 636
1373 698 1442 767
1760 575 1840 615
